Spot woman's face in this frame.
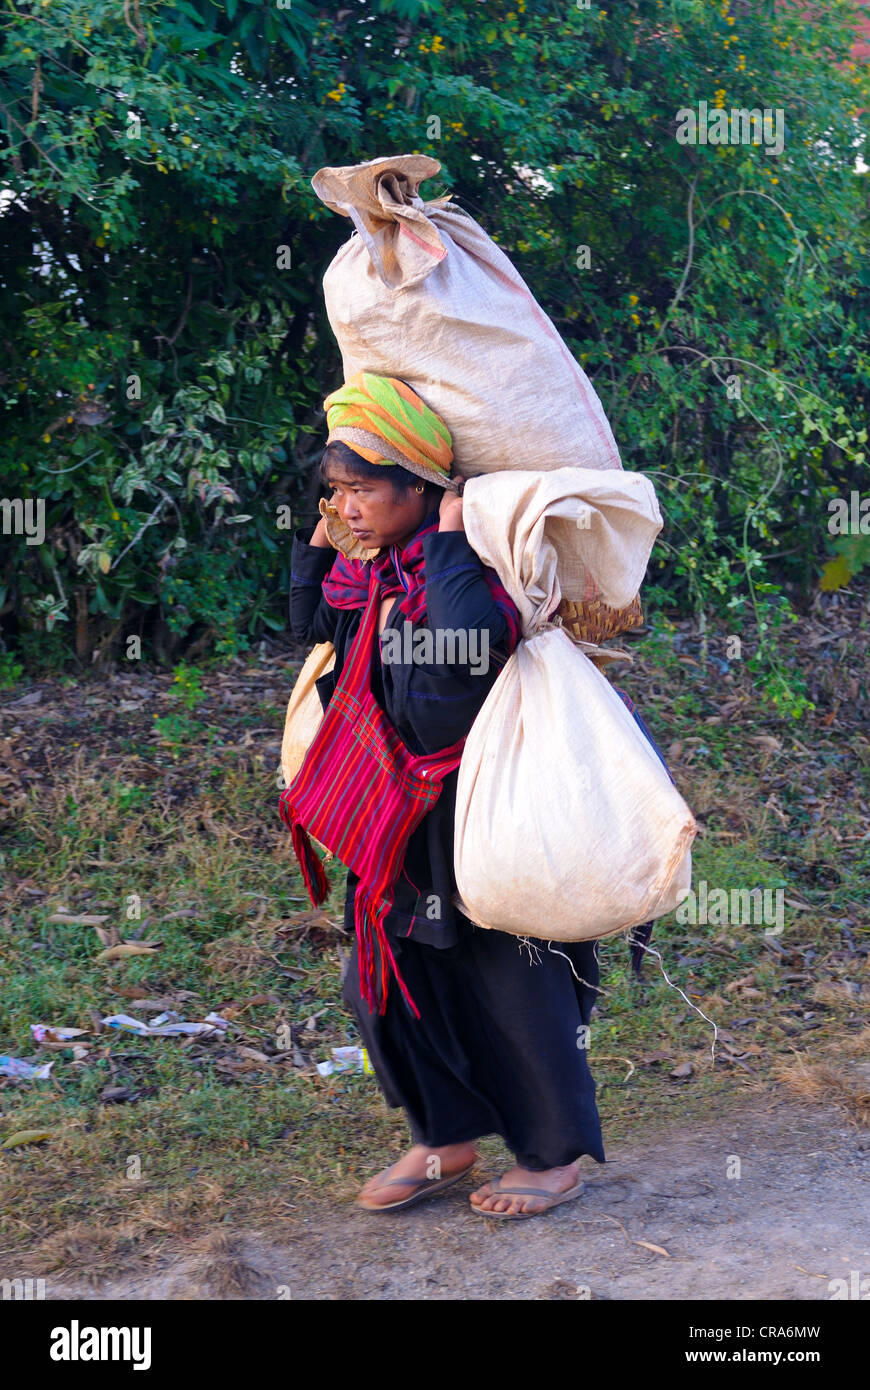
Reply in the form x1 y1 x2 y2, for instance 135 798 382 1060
324 459 431 549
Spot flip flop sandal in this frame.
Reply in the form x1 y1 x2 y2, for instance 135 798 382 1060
355 1161 477 1213
470 1175 587 1220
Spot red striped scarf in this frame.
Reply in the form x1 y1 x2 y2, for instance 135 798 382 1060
321 509 523 645
279 566 470 1017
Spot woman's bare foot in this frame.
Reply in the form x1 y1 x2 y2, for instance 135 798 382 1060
469 1161 581 1217
357 1141 478 1210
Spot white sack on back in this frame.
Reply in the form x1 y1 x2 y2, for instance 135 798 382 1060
311 154 622 479
453 472 695 942
460 466 663 612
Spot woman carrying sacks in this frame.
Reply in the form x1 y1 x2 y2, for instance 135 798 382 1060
284 370 606 1219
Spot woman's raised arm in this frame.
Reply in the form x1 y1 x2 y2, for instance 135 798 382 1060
288 523 340 645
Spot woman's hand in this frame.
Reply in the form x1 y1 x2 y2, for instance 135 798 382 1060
438 487 464 533
309 516 333 547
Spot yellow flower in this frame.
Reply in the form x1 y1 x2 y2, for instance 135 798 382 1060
628 293 639 305
631 313 640 325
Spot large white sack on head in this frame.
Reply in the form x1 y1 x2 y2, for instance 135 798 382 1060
453 468 694 942
311 154 622 479
461 466 663 613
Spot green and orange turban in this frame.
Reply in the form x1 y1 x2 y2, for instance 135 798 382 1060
323 371 459 492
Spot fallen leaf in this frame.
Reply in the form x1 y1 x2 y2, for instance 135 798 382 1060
1 1128 55 1149
730 1056 756 1073
100 1086 135 1104
5 690 42 707
95 942 161 962
635 1240 671 1257
48 913 110 926
670 1061 694 1080
725 973 758 993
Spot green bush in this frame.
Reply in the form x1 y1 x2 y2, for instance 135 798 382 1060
1 0 867 694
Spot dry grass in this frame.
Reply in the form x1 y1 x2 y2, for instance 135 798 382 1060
187 1231 273 1298
771 1055 870 1128
825 1025 870 1059
34 1221 140 1285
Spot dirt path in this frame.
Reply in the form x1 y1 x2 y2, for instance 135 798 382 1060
46 1093 869 1300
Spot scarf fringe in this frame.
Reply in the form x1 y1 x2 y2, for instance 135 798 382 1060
280 790 420 1018
279 791 330 906
354 883 421 1020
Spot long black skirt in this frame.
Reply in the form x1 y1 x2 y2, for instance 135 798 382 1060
341 914 606 1171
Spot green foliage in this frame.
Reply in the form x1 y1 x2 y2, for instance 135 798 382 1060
152 710 204 745
822 532 870 589
1 0 868 689
0 651 24 687
169 661 207 710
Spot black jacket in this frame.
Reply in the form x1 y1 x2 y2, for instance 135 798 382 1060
288 510 514 947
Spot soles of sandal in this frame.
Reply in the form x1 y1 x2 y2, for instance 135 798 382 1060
470 1183 586 1220
355 1165 476 1213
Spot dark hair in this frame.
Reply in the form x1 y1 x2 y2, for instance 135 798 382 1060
319 440 443 505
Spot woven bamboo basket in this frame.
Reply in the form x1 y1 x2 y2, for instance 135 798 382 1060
551 594 644 672
556 593 644 645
